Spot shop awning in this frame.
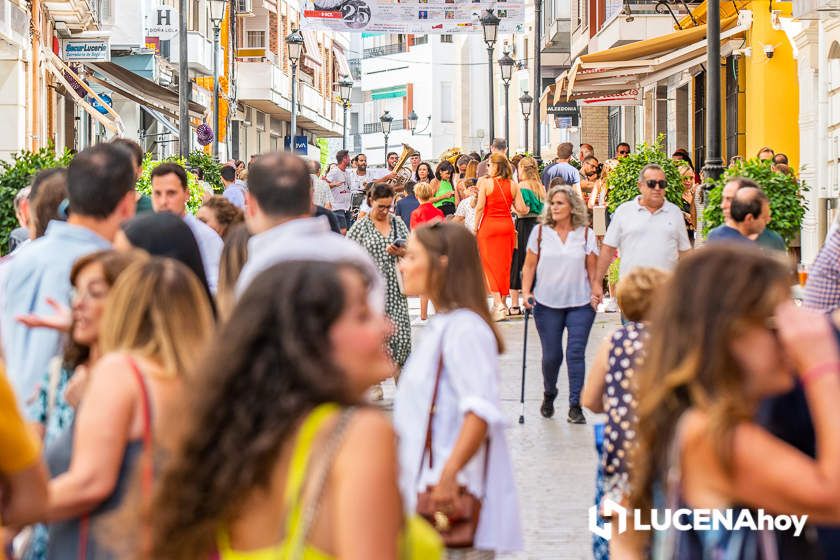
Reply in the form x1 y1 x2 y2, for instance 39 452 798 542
554 13 749 104
335 48 353 79
302 31 324 68
83 61 206 120
44 50 125 136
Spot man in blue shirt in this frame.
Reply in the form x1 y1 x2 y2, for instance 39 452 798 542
220 165 246 209
2 144 137 408
707 177 786 252
541 142 581 192
394 181 420 229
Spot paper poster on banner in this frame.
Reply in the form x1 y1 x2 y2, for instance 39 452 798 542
301 0 524 34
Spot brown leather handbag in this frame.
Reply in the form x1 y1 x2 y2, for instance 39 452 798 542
415 354 489 549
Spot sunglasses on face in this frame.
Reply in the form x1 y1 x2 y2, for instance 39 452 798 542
645 179 667 190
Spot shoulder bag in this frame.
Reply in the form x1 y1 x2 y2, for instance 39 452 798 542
415 351 489 548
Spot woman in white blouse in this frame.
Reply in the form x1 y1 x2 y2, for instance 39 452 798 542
395 222 523 559
522 185 599 424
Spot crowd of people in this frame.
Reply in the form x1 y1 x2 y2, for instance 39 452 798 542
0 132 837 560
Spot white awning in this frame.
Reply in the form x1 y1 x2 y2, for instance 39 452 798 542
44 50 125 136
555 12 750 104
335 48 353 79
302 31 324 68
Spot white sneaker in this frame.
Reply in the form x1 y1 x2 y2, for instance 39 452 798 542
370 383 384 401
411 317 428 326
605 297 619 313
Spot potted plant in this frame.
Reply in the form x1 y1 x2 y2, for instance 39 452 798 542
0 144 73 253
702 158 807 244
604 137 685 214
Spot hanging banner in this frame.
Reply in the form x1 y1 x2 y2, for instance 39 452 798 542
301 0 525 34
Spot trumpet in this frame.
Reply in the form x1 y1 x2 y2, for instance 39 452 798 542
440 147 463 166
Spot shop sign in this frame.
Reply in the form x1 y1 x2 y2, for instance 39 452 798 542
147 4 179 40
61 38 111 62
547 101 579 126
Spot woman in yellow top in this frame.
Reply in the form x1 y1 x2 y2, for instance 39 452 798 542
149 261 441 559
0 366 48 537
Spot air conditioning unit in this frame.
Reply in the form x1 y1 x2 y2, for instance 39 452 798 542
236 0 253 14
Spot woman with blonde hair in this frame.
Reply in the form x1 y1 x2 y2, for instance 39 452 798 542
521 185 598 424
509 157 546 315
630 245 839 557
456 160 479 201
474 153 529 321
41 257 214 559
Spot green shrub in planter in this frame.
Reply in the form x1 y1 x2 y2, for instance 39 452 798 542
605 138 685 215
187 150 223 193
0 144 73 254
136 154 204 214
702 158 807 244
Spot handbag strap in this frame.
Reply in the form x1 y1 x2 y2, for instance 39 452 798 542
417 334 491 496
79 355 154 560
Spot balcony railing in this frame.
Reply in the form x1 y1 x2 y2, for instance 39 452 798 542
348 58 362 80
363 43 408 59
363 119 408 135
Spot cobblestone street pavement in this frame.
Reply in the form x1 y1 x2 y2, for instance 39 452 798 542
380 299 621 560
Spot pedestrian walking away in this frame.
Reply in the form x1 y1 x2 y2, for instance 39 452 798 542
395 222 523 558
474 153 529 322
521 185 599 424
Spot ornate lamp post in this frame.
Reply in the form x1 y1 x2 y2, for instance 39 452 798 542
701 0 724 184
380 110 394 162
337 76 353 150
519 90 533 153
208 0 226 159
480 9 500 143
286 28 304 152
408 109 431 136
498 48 515 147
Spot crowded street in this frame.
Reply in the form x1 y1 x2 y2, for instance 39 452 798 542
2 1 838 559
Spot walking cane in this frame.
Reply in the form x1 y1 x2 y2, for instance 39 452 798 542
519 297 534 424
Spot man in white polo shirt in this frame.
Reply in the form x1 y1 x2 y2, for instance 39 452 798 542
591 163 691 304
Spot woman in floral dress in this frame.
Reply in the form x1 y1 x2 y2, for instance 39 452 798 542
347 183 411 387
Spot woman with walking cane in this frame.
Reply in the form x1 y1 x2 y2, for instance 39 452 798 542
394 222 523 559
522 185 599 424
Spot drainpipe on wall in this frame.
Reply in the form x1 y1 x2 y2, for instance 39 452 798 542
31 0 41 150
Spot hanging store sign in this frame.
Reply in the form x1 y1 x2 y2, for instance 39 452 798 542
546 101 579 126
301 0 524 34
61 38 111 62
146 4 179 40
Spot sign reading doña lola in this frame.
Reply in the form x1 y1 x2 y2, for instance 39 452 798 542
61 38 111 62
146 4 179 40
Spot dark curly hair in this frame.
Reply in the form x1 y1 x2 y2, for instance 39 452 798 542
147 260 372 558
201 195 244 238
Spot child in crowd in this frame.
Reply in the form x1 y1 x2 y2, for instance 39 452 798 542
410 182 445 230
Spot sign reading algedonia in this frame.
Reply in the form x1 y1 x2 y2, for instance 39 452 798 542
301 0 524 34
61 38 111 62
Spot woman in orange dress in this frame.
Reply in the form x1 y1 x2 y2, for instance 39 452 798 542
474 153 529 321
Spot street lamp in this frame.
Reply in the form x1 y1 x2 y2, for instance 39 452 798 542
519 90 533 153
286 28 304 152
701 0 724 184
208 0 226 159
498 48 515 148
380 110 394 162
480 9 500 143
336 76 353 150
407 109 431 136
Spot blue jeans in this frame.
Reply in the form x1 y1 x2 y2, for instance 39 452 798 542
533 302 596 405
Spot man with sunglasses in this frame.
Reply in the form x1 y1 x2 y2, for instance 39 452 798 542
615 142 631 159
591 163 691 306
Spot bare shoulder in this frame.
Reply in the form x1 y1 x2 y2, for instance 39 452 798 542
345 407 395 442
335 407 396 470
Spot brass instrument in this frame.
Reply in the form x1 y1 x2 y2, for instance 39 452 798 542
388 143 418 189
439 147 463 166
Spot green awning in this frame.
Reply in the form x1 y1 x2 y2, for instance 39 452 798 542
371 86 407 100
